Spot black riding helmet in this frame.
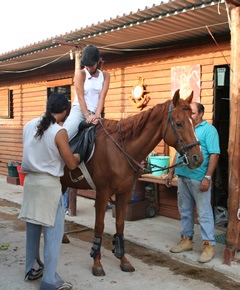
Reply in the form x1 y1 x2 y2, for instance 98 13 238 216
81 45 100 66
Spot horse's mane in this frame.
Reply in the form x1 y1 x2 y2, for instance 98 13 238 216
98 100 169 141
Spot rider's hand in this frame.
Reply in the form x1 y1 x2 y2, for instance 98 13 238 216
85 112 100 124
86 114 95 124
91 114 100 125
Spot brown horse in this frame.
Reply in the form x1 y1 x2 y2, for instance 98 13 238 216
61 90 203 276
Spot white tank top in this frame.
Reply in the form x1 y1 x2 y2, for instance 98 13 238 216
73 68 104 112
22 117 65 177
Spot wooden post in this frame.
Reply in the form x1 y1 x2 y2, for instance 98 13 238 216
224 6 240 265
69 187 77 216
75 47 81 72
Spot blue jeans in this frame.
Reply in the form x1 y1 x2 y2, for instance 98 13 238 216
63 188 69 212
25 196 65 290
177 177 215 245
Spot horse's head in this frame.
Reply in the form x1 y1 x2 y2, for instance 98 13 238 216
163 89 203 169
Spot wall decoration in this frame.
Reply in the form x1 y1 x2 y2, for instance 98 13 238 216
171 64 201 102
129 76 150 109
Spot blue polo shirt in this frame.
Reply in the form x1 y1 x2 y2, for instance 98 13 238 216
175 120 220 181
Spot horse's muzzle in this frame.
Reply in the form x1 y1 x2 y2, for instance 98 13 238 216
188 153 202 169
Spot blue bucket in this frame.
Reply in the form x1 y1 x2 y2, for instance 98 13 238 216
148 156 170 176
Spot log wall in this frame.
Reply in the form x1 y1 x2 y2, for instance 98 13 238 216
0 39 230 175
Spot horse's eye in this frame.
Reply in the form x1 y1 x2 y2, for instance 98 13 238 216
176 122 182 128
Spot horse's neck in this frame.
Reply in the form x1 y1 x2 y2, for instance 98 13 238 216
126 103 168 160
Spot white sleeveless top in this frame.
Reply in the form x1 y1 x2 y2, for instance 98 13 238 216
22 116 65 177
73 68 104 112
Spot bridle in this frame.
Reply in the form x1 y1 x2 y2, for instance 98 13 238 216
163 101 200 165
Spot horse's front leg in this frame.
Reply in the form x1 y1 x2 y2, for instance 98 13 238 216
113 194 135 273
90 190 108 276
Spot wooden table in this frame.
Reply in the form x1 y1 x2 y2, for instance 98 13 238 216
139 173 178 187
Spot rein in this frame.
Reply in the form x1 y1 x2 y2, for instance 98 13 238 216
98 117 187 175
99 118 144 202
98 118 146 174
148 159 186 174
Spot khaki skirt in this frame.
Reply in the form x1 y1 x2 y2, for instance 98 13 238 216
19 172 62 227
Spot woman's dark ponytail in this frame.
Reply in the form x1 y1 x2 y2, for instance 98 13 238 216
35 92 69 139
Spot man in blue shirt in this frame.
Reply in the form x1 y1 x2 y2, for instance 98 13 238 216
166 102 220 263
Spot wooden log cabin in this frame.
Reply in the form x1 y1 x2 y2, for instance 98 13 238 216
0 1 235 225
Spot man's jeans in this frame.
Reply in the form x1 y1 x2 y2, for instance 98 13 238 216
177 177 215 245
25 196 65 290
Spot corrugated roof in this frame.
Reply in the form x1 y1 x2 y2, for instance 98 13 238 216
0 0 233 74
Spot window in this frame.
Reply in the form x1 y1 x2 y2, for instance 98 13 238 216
215 66 229 87
47 85 71 116
47 85 71 101
0 89 13 118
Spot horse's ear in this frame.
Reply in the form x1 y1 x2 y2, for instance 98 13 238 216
172 89 181 107
185 91 194 104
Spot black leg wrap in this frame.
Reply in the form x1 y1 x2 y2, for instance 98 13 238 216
112 234 125 259
90 237 102 259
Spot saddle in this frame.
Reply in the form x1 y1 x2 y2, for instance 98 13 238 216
69 121 97 163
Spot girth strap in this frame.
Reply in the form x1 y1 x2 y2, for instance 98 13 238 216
78 162 96 190
69 161 96 190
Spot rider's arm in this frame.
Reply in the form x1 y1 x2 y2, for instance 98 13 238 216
74 69 89 118
94 71 110 118
90 71 110 125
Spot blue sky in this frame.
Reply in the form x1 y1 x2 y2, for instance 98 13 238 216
0 0 159 54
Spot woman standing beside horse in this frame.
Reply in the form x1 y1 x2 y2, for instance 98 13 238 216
19 93 80 290
63 45 110 140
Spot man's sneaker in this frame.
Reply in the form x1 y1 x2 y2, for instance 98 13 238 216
25 265 44 281
56 281 73 290
170 235 193 253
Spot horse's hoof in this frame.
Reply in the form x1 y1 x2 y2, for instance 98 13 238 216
92 266 106 276
120 263 135 272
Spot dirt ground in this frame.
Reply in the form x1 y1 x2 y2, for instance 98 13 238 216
1 199 240 290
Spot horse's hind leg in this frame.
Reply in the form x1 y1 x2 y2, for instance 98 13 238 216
113 194 135 273
90 190 109 276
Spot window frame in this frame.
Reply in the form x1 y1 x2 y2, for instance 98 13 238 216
0 89 13 119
